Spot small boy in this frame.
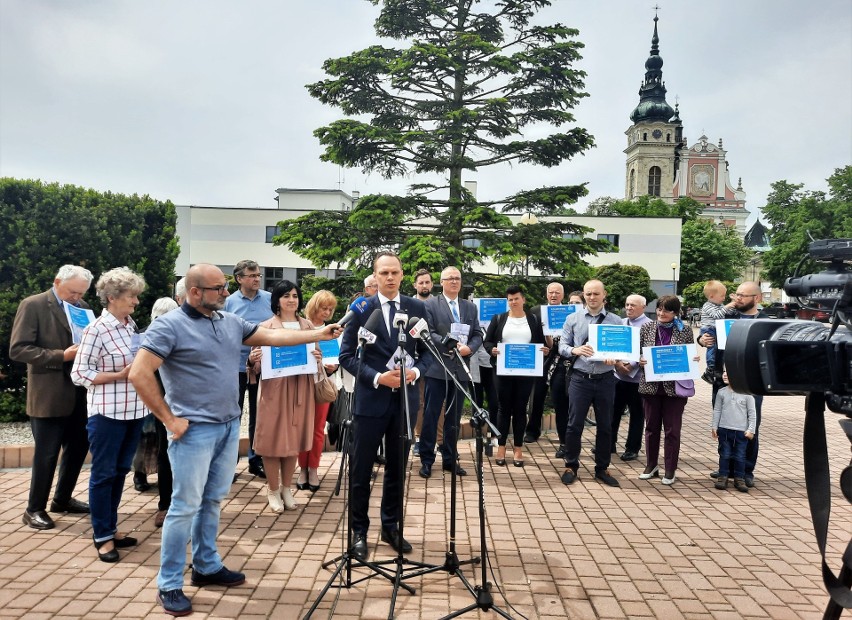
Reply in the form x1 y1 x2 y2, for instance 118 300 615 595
711 369 756 492
699 280 735 384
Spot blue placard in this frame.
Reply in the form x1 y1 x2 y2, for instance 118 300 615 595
318 339 340 359
650 345 690 374
596 325 633 353
269 345 309 369
547 305 574 328
478 298 508 323
504 344 536 370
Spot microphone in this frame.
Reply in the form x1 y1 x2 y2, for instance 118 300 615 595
361 308 384 342
407 316 430 339
392 312 409 329
338 296 369 327
437 323 458 356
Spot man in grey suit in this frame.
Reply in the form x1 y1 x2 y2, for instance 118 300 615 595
10 264 94 530
419 266 482 478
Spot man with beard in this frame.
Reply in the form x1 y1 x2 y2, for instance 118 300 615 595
698 281 767 487
412 268 437 455
130 263 341 616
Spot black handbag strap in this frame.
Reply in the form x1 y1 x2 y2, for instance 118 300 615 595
802 392 852 617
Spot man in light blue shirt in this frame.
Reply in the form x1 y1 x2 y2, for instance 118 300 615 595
223 259 272 479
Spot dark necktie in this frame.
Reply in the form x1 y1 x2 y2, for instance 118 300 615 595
387 300 397 333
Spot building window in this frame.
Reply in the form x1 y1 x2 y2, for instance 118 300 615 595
264 267 283 291
628 169 636 199
642 132 648 141
462 238 482 248
597 234 620 248
562 233 583 240
265 226 280 243
648 166 661 196
666 133 671 142
295 267 314 286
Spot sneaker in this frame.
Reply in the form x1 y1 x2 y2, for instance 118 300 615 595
560 468 578 485
595 469 620 487
158 589 192 616
714 476 728 490
709 470 719 479
413 441 420 456
734 478 749 493
744 475 755 488
190 566 246 588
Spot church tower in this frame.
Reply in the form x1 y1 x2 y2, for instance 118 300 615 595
624 15 683 203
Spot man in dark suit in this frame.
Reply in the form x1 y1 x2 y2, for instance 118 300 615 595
419 266 482 478
339 252 432 562
10 264 94 530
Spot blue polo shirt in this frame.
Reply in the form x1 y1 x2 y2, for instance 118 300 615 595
224 288 273 373
141 303 258 424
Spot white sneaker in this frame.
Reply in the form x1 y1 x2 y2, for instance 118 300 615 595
280 486 298 511
267 488 285 513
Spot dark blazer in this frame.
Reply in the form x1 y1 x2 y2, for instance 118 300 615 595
9 290 90 418
483 310 546 368
339 294 433 418
423 295 482 381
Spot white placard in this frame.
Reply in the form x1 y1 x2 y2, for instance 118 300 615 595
260 344 316 379
642 344 700 382
587 324 641 362
495 342 543 377
714 319 736 350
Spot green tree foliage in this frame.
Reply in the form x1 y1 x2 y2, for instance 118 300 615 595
761 166 852 287
593 263 657 314
679 219 750 294
276 0 609 275
586 195 703 221
682 280 736 313
0 179 179 421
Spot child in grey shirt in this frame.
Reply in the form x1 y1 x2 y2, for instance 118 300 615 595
711 369 756 492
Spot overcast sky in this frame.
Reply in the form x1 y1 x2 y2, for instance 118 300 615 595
2 1 850 225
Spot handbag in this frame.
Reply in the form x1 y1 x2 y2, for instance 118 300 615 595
314 368 339 404
674 379 695 398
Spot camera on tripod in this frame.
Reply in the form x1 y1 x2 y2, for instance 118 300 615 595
726 238 852 416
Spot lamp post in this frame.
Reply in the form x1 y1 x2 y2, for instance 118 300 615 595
671 262 678 296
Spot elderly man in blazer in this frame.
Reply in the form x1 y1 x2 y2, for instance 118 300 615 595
418 266 482 479
339 252 433 562
10 264 94 530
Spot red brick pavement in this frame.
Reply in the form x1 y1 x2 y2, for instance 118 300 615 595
1 381 850 619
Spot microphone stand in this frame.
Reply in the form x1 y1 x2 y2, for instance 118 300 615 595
407 330 513 619
305 334 418 619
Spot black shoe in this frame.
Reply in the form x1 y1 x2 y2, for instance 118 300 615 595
158 589 192 617
350 533 368 562
296 481 309 491
442 462 466 476
248 461 267 479
709 470 719 479
133 473 151 492
555 445 566 459
419 463 432 479
191 565 246 587
50 498 90 514
523 434 537 444
22 510 55 530
308 483 321 493
375 453 386 466
381 528 412 554
584 417 596 427
744 475 755 488
620 451 639 461
484 443 493 457
94 539 119 563
595 469 620 487
561 468 578 485
114 536 138 548
701 369 715 385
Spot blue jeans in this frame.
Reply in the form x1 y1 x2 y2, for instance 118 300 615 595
717 427 748 478
699 326 718 369
158 418 240 591
87 415 144 542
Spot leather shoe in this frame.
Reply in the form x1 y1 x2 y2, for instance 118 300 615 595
419 463 432 479
248 461 267 479
442 462 466 476
94 539 119 563
381 528 412 554
114 535 138 548
555 444 566 459
23 510 55 530
595 469 620 487
350 533 368 562
522 434 537 444
50 498 90 514
561 468 578 485
620 451 639 461
375 453 386 466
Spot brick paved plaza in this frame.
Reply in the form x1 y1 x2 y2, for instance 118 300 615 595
1 379 850 619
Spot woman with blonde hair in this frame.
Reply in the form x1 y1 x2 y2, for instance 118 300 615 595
297 290 339 492
72 267 147 562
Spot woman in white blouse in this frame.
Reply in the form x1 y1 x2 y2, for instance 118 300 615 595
72 267 147 563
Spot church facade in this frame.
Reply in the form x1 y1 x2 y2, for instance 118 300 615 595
624 16 750 234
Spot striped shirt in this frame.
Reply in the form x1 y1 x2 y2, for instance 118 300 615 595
71 309 148 420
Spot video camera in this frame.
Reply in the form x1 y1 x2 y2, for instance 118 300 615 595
726 238 852 415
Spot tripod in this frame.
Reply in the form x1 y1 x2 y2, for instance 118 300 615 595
409 329 513 619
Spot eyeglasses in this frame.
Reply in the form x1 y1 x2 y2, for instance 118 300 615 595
441 277 461 282
237 273 261 279
734 293 757 298
198 285 228 294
